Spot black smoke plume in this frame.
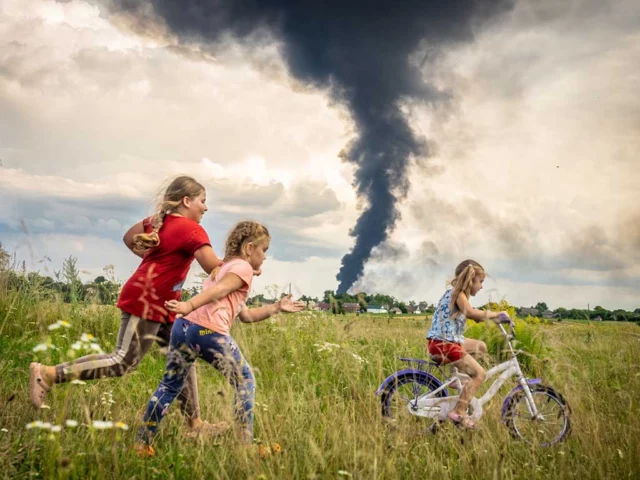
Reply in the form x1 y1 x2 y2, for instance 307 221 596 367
101 0 511 293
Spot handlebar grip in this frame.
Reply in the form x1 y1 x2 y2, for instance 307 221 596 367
498 312 511 323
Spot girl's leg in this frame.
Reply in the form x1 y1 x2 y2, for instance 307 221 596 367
198 333 255 443
462 338 488 362
156 323 200 423
30 312 161 408
137 318 196 444
52 311 160 383
450 353 486 417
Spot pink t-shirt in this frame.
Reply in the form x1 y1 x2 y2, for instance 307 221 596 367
185 258 254 335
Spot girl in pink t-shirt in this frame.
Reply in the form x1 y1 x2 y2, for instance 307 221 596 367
135 221 304 454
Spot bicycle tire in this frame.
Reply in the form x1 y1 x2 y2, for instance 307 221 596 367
502 384 571 446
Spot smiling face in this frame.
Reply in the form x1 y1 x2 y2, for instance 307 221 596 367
181 190 208 223
245 237 270 271
470 271 485 296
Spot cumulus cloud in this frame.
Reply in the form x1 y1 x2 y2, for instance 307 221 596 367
353 0 640 308
1 0 638 308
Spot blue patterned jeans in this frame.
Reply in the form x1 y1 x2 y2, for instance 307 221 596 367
138 317 255 443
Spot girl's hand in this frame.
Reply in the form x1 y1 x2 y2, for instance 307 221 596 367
165 299 192 316
497 311 514 326
278 294 305 313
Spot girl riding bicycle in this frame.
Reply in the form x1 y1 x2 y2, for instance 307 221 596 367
426 259 510 429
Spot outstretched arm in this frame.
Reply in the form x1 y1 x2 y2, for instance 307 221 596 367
238 294 305 324
165 273 245 316
123 221 145 258
456 293 509 323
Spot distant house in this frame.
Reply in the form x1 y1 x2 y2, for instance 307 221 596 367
306 300 317 310
406 305 417 314
317 302 331 311
594 316 603 321
390 308 402 315
542 310 556 318
367 304 388 314
519 307 539 317
343 302 360 313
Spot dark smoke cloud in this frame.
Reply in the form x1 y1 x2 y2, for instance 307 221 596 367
99 0 512 293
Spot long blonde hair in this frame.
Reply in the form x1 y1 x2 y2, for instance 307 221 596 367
132 176 205 255
211 221 270 277
449 259 485 314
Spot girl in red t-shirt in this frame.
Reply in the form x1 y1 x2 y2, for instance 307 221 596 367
29 176 225 434
134 221 305 455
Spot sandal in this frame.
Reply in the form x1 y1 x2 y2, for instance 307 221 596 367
29 363 51 409
448 411 478 430
132 443 156 458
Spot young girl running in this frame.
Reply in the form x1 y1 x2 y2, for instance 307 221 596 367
30 176 224 433
134 221 304 455
426 260 511 430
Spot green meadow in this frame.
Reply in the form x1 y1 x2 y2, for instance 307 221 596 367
1 283 639 479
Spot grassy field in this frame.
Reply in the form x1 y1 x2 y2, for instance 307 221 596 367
1 285 639 479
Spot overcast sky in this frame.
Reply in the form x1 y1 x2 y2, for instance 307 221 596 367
1 0 639 309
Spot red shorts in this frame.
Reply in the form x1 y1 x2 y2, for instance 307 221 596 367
427 338 467 364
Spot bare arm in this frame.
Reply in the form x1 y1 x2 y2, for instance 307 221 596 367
193 245 222 274
123 221 145 258
165 273 245 316
456 292 505 323
238 294 305 324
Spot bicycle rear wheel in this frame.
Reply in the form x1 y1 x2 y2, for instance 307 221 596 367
503 384 571 446
380 372 446 434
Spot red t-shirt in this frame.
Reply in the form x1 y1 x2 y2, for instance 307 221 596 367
117 215 211 323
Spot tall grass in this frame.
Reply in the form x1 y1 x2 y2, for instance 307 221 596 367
0 281 638 479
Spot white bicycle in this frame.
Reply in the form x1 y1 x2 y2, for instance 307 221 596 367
376 323 571 446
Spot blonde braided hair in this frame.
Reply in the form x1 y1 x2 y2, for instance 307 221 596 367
449 259 485 314
132 176 205 255
210 220 270 277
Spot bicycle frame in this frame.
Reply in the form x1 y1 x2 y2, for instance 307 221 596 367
409 324 543 422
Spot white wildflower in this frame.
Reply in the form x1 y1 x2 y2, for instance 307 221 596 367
92 421 113 430
351 353 368 364
26 421 52 430
1 428 8 433
50 425 62 433
314 342 341 352
47 320 71 331
65 420 78 428
32 343 49 352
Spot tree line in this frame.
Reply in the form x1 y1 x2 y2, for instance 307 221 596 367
1 244 638 321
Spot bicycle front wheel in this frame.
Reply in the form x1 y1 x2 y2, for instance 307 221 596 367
503 384 571 447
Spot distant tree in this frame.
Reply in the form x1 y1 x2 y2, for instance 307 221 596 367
535 302 548 313
554 307 568 318
323 290 334 303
